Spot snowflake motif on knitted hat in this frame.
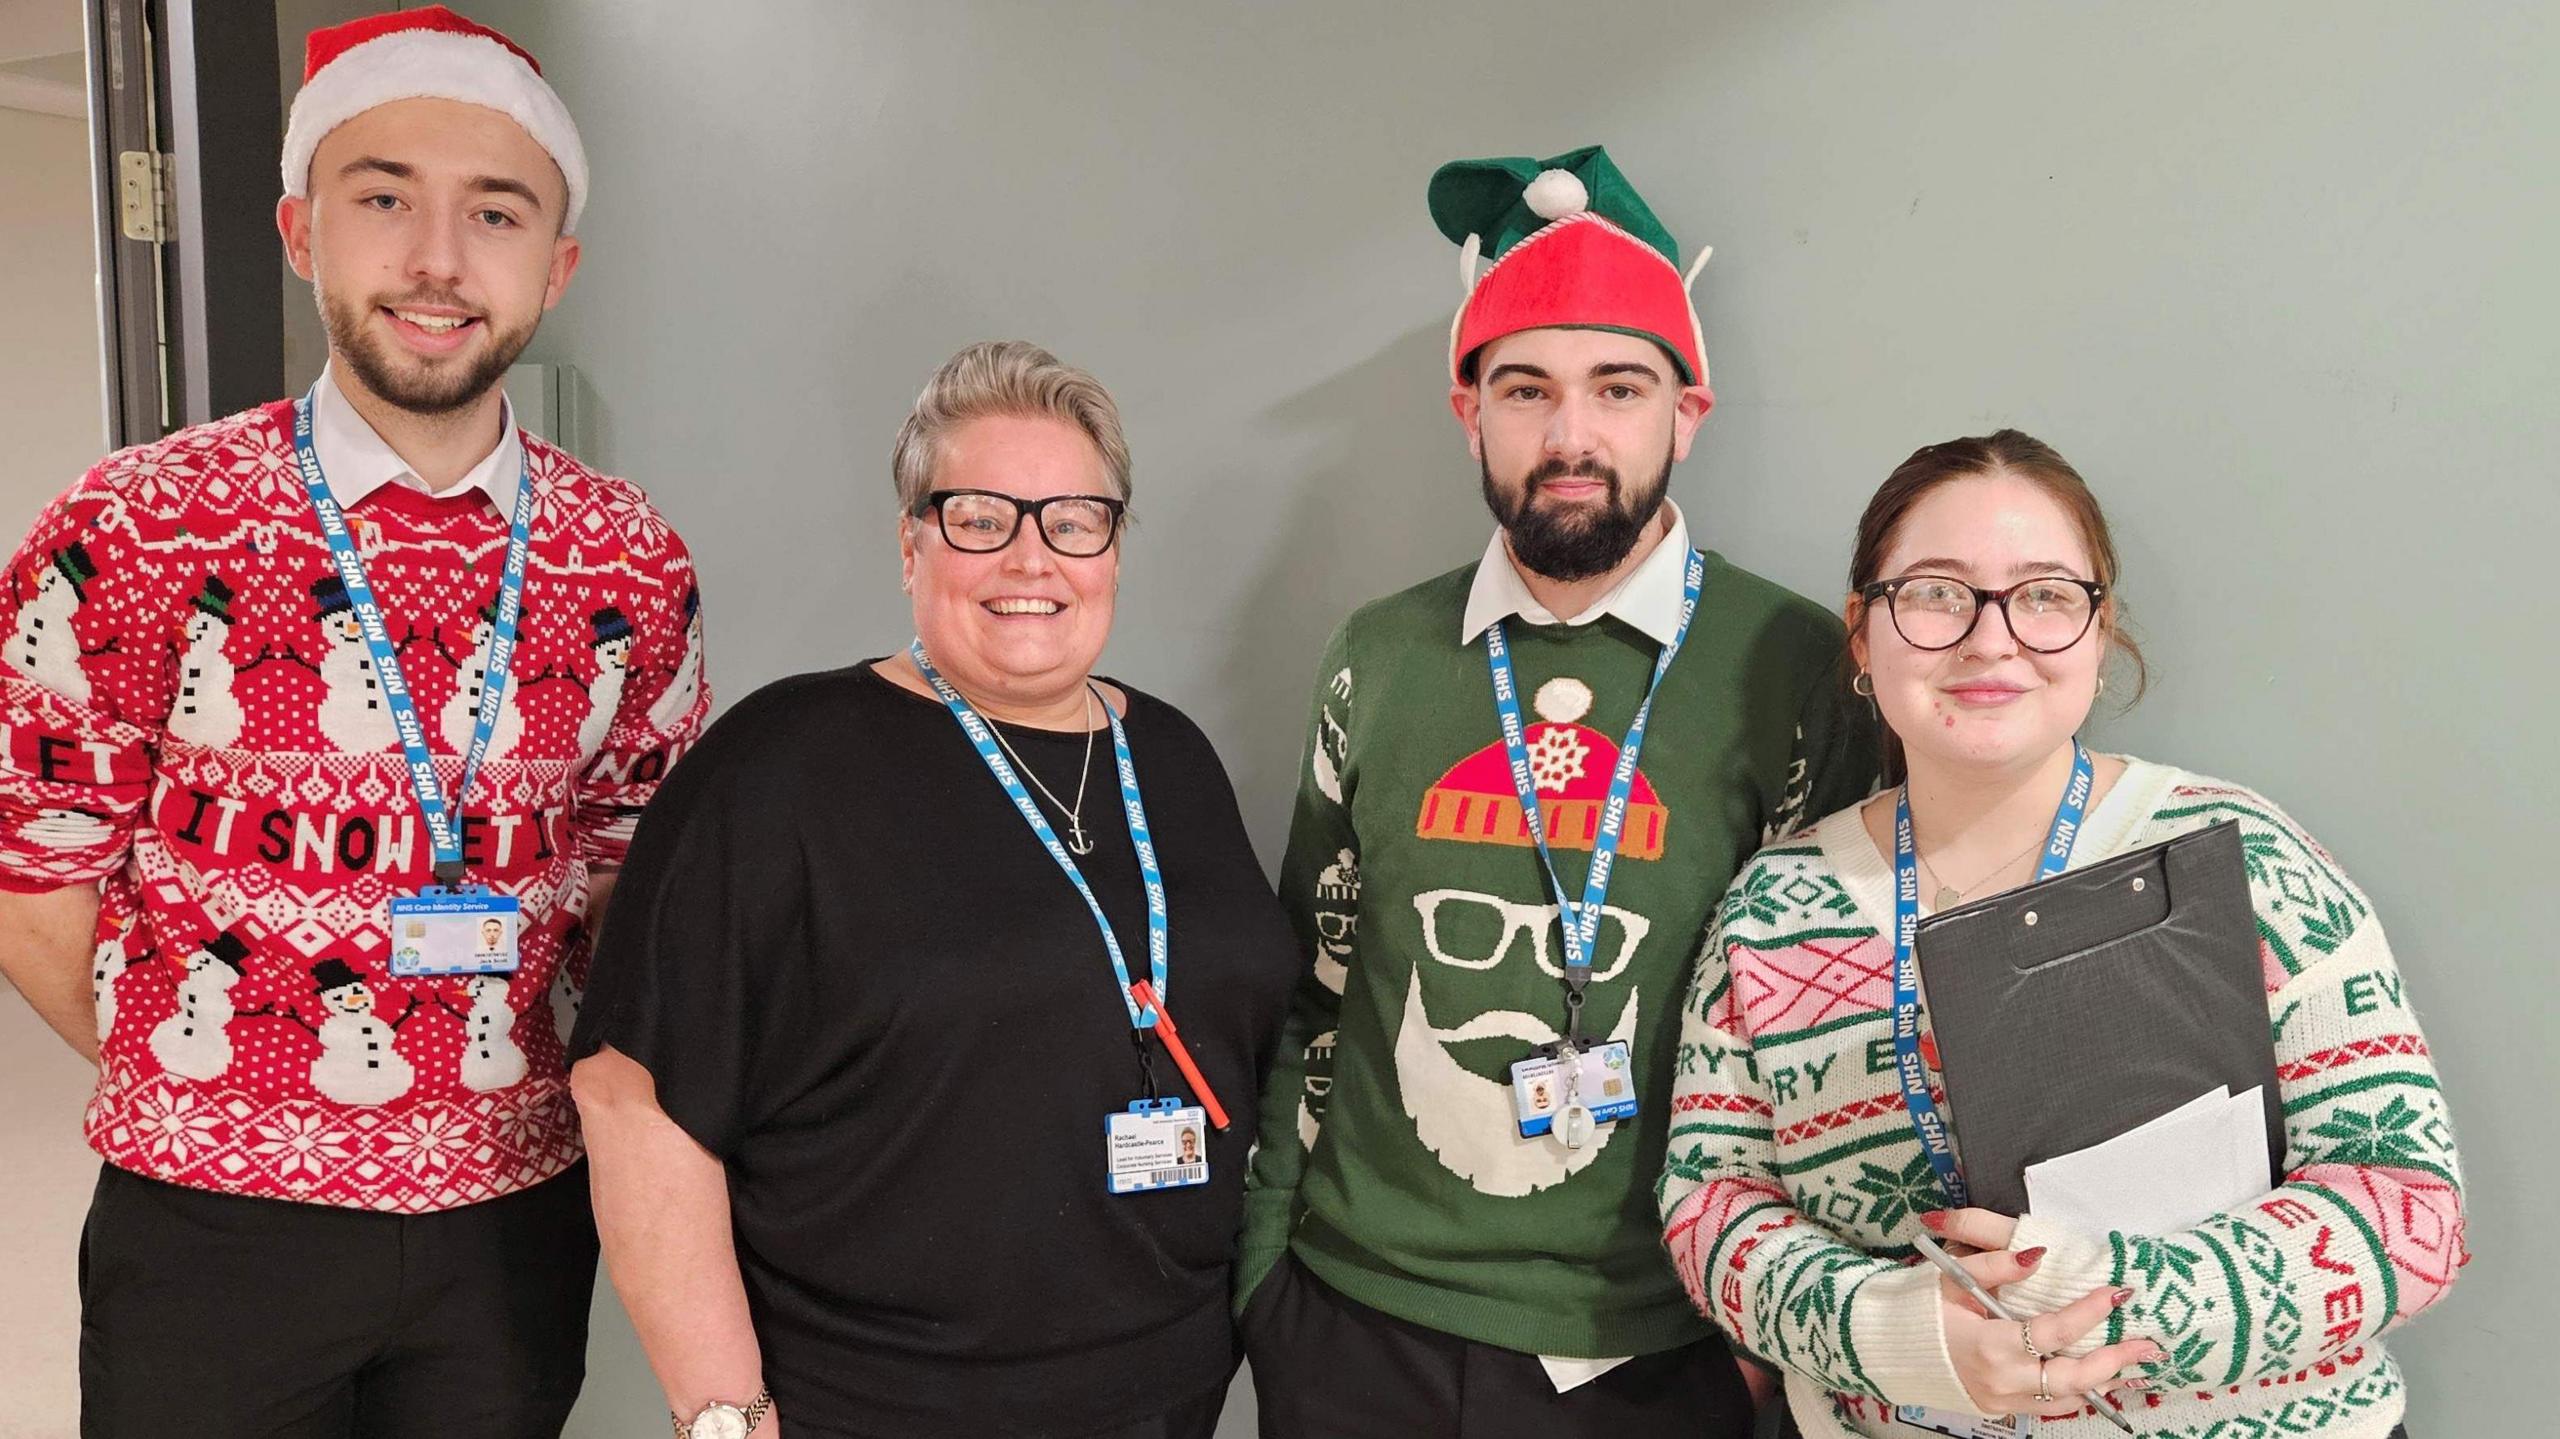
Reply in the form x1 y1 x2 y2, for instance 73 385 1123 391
1525 677 1594 793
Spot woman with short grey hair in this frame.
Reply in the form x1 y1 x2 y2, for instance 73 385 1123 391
570 341 1299 1439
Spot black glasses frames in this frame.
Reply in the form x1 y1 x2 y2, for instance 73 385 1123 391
1857 574 2107 654
921 488 1127 558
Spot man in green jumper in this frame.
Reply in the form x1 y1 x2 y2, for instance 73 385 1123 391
1239 146 1881 1437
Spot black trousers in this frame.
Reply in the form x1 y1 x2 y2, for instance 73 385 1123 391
80 1161 598 1439
1243 1252 1755 1439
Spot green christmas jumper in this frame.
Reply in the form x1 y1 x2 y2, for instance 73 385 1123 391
1240 548 1880 1359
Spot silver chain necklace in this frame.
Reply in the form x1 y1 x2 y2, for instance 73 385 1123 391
1906 786 2049 912
986 685 1100 855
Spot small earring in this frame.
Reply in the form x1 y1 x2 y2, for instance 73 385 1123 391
1851 671 1875 697
2095 674 2107 696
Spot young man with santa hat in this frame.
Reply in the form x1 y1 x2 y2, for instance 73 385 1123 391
1235 146 1879 1437
0 8 707 1434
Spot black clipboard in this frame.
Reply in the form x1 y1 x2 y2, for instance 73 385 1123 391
1914 819 2284 1218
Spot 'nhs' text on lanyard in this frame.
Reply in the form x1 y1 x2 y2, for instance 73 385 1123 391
1890 742 2093 1208
1482 548 1704 1047
293 386 534 886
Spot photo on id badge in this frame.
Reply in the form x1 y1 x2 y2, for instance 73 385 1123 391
1508 1042 1636 1139
389 894 521 977
1105 1098 1210 1194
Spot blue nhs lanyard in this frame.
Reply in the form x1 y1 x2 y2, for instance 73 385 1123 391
292 387 533 886
1891 741 2093 1207
1483 548 1703 1047
910 639 1169 1029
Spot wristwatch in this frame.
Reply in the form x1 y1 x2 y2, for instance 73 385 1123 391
673 1386 771 1439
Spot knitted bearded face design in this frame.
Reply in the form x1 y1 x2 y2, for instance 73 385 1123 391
1455 328 1706 583
1396 677 1664 1198
287 97 578 416
1851 471 2109 776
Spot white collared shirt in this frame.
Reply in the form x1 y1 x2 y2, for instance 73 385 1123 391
310 363 523 514
1458 501 1694 646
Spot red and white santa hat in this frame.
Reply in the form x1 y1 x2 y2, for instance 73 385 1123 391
281 5 588 233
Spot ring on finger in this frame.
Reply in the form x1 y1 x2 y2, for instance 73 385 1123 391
2019 1320 2048 1360
2034 1357 2054 1404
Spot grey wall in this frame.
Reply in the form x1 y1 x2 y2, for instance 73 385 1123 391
480 5 2549 1434
0 78 108 1429
0 2 2543 1435
470 4 2553 1434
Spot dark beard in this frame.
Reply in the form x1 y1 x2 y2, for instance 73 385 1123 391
319 285 537 416
1480 446 1674 582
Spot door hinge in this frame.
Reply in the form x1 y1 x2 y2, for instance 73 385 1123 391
117 149 172 243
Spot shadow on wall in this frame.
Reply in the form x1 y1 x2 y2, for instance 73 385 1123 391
1210 321 1488 846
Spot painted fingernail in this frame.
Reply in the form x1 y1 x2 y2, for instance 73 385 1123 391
2127 1377 2151 1390
2015 1246 2047 1266
1919 1211 1947 1231
2112 1287 2136 1306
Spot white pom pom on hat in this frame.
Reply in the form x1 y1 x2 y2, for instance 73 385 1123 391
1533 676 1595 725
1523 167 1591 221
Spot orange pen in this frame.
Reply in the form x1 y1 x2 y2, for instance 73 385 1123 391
1128 980 1229 1131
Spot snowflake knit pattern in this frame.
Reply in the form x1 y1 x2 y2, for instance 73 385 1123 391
1657 759 2464 1439
0 401 708 1212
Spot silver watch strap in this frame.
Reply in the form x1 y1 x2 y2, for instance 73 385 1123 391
671 1386 773 1438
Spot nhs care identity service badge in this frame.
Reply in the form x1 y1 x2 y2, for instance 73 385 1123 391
387 887 522 977
1508 1040 1638 1139
1105 1097 1210 1194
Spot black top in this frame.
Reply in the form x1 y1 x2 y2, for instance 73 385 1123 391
571 662 1299 1438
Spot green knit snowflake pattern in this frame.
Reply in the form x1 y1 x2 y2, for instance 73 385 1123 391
2307 1096 2429 1167
1848 1151 1943 1233
1720 849 1858 936
2162 793 2369 978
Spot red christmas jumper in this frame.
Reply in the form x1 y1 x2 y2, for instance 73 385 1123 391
0 399 708 1212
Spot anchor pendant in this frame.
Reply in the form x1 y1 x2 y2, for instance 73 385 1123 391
1066 822 1094 856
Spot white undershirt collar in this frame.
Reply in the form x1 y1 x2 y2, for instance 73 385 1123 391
310 362 522 514
1459 500 1694 647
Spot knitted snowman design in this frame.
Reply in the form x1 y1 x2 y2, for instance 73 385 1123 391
452 971 527 1092
168 575 244 748
645 585 702 732
576 607 632 758
307 958 416 1105
312 575 395 753
149 932 251 1080
11 544 94 705
439 600 527 761
90 912 140 1043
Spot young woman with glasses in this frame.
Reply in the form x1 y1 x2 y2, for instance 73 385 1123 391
1658 430 2459 1439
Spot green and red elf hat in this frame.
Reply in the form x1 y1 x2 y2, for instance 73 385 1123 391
1431 145 1712 392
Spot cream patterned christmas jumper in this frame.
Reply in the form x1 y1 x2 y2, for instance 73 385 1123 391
1659 759 2464 1438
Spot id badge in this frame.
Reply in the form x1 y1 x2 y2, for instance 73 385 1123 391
387 887 522 976
1892 1407 2034 1437
1104 1097 1210 1195
1508 1041 1639 1138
